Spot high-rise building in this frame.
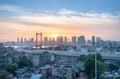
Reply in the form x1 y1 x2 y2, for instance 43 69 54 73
49 37 52 45
96 37 100 43
51 38 55 45
77 36 86 46
49 37 52 42
96 37 100 47
64 37 67 45
30 38 34 45
72 36 76 45
17 37 19 43
44 37 48 46
52 38 55 42
24 38 27 43
87 40 92 46
31 38 34 42
57 36 63 46
20 38 23 43
92 36 95 47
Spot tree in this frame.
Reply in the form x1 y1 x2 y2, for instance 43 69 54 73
84 55 95 78
0 74 6 79
84 54 105 78
96 53 103 61
78 55 86 62
5 63 18 75
92 53 103 61
97 60 105 76
18 56 33 68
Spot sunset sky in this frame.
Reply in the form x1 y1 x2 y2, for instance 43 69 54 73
0 0 120 42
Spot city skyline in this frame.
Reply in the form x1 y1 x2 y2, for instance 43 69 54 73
0 0 120 42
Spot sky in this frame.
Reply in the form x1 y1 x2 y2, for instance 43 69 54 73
0 0 120 42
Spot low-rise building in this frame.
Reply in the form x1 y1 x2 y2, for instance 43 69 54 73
52 65 76 79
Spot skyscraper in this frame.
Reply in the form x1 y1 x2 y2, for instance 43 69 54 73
20 38 23 43
49 37 52 45
57 36 63 46
51 37 55 45
64 37 67 45
72 36 76 45
17 37 19 43
24 38 27 43
87 40 92 46
77 36 86 46
44 37 48 46
92 36 95 47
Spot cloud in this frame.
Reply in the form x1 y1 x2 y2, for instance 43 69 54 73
0 5 119 21
78 12 119 19
1 4 118 20
0 5 31 14
57 8 77 15
0 5 120 41
12 12 119 27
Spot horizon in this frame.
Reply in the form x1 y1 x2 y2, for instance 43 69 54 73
1 33 120 43
0 0 120 42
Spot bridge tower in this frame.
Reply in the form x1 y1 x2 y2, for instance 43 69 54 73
36 32 42 49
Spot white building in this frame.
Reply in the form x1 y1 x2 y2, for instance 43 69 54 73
32 55 40 66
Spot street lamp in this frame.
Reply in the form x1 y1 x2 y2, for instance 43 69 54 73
95 52 97 79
